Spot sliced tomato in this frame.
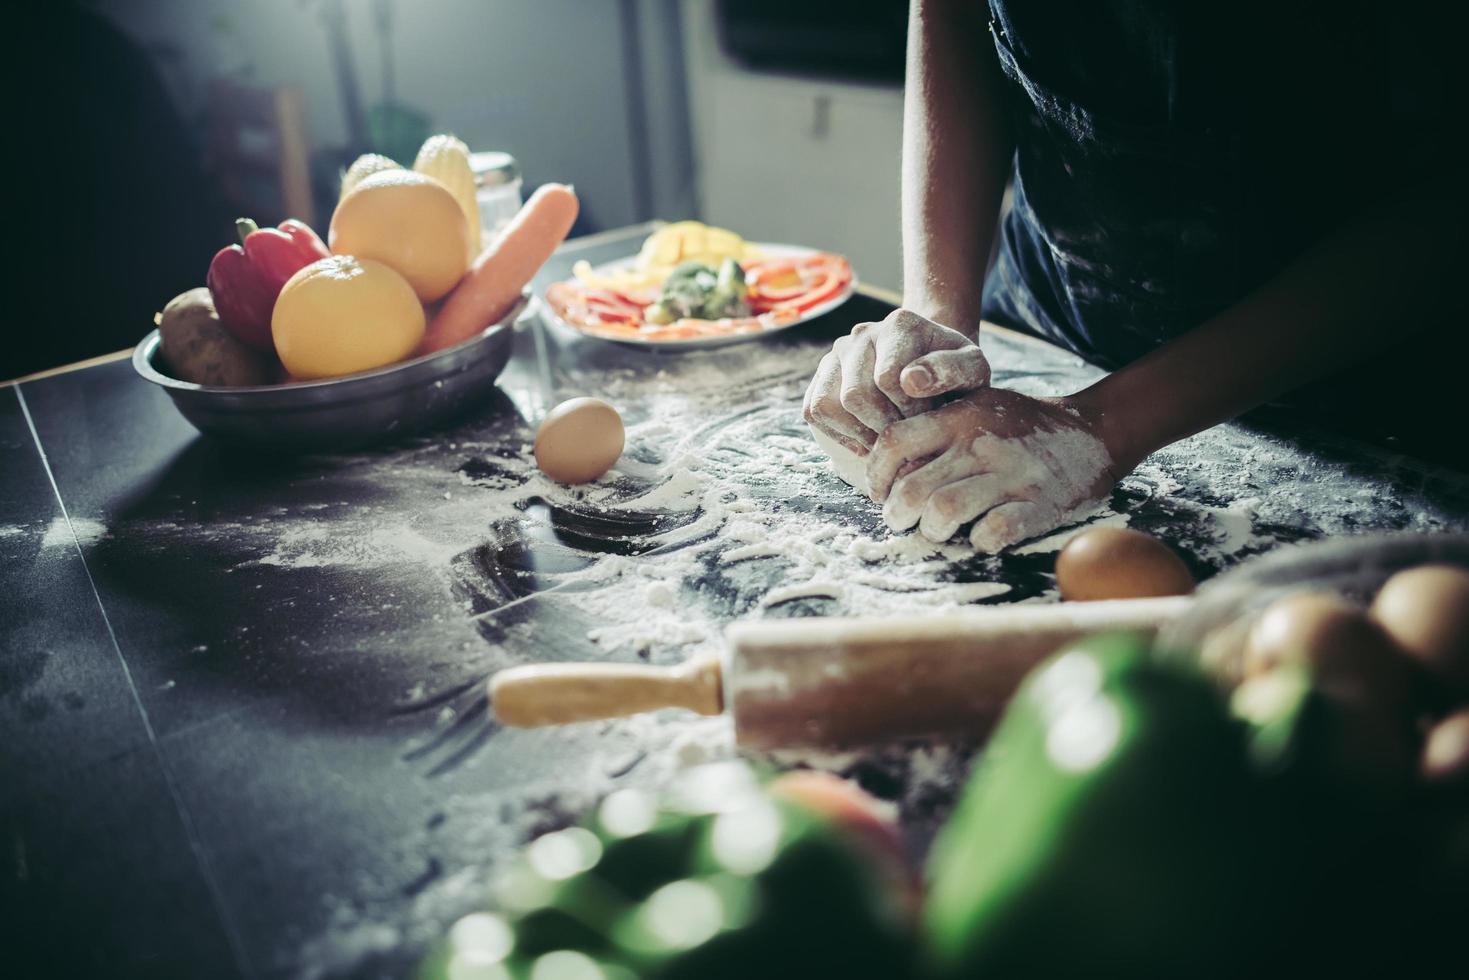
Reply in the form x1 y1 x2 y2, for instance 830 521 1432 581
582 289 645 323
547 283 642 327
746 252 852 315
750 280 809 303
780 273 847 313
549 250 851 342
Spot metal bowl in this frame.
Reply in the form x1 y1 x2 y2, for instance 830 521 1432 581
1159 531 1469 683
133 293 530 452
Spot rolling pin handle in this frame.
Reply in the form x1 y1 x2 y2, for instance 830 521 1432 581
490 655 723 727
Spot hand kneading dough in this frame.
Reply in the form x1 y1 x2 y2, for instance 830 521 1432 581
809 424 871 497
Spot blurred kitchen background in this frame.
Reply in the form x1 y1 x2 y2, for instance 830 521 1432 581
13 0 907 378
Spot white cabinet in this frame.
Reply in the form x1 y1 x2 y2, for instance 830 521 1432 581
682 5 904 292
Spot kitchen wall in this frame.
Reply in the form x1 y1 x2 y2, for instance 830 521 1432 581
88 0 696 231
681 4 905 292
85 0 899 288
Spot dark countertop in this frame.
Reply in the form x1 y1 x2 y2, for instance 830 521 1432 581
4 224 1468 979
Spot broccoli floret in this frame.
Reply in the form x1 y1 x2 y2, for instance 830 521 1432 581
649 259 749 321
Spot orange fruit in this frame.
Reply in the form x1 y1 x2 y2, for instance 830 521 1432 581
328 170 470 302
271 255 425 379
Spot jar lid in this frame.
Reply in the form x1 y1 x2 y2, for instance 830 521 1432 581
469 151 520 187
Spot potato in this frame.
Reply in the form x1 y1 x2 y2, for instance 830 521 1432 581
157 287 274 387
1371 564 1469 697
1422 706 1469 784
1244 591 1411 710
1245 591 1417 788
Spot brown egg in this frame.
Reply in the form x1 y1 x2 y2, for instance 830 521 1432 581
533 397 625 484
1370 564 1469 696
1244 592 1411 713
1054 527 1194 602
1422 706 1469 784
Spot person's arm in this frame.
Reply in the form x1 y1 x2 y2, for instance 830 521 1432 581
803 0 1012 455
901 0 1014 335
1071 189 1464 475
864 186 1464 554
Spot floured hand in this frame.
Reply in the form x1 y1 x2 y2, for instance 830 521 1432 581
865 389 1117 553
802 308 991 455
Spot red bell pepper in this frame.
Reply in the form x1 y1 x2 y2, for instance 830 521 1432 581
206 217 330 351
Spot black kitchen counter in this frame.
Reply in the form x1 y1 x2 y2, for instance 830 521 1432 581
4 224 1468 979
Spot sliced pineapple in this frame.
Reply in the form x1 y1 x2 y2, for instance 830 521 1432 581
634 221 752 272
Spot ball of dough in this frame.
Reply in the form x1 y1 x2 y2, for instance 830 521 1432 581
534 398 625 484
157 287 274 387
1055 527 1194 601
809 424 871 497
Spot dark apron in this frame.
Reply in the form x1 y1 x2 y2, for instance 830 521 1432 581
977 1 1449 374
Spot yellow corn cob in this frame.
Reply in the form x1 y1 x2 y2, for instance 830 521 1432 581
413 134 481 258
340 153 401 199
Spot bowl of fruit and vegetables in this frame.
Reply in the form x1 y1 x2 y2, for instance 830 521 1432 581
135 134 578 451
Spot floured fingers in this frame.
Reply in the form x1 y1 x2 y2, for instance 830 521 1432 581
968 500 1063 554
864 412 955 503
916 474 1006 543
803 349 877 454
835 333 904 434
882 449 981 533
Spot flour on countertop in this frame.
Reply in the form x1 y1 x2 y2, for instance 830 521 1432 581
1013 510 1132 555
33 516 108 551
86 319 1468 980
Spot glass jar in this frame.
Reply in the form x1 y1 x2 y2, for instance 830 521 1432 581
469 151 523 249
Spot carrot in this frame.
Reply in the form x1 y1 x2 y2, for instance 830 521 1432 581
419 183 579 353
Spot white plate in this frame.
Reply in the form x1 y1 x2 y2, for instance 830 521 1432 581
540 242 858 351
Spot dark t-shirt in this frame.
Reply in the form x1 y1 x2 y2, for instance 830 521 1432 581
979 0 1460 371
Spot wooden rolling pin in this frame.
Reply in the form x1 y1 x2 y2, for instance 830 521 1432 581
490 596 1189 749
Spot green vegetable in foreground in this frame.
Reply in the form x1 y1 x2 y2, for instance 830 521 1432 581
420 764 914 980
925 634 1269 977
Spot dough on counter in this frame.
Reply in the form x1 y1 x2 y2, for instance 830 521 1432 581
809 424 870 497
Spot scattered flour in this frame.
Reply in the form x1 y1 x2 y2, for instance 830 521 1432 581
38 516 107 550
96 306 1465 978
761 579 845 607
1013 510 1132 555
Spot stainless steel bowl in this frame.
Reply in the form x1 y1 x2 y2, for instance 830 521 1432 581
133 293 530 452
1159 531 1469 683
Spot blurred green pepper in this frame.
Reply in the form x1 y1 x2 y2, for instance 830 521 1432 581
424 765 917 980
1230 666 1422 976
924 633 1265 978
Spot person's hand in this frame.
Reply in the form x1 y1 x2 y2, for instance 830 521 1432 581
864 388 1118 553
802 308 991 455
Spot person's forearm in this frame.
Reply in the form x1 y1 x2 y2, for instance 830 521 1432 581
1071 191 1463 474
900 0 1013 338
